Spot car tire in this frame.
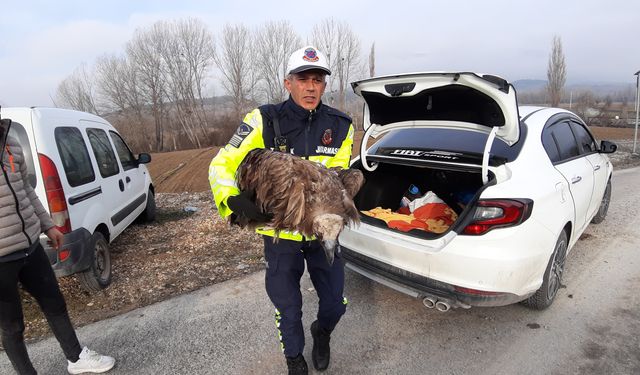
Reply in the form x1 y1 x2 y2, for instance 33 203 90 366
78 232 112 292
522 229 568 310
140 189 156 223
590 180 611 224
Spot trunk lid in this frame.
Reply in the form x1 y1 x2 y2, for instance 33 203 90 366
351 72 520 182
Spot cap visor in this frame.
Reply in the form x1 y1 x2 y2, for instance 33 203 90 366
289 65 331 76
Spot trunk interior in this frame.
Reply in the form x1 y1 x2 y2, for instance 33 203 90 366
351 160 489 239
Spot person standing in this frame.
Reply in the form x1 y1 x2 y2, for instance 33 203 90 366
0 115 115 374
209 46 354 374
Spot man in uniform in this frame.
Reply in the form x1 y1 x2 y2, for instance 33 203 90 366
209 46 354 374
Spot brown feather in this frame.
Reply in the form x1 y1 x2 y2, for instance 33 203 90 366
235 148 364 241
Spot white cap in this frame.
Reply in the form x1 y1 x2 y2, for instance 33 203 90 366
286 46 331 76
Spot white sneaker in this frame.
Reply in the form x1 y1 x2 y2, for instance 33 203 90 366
67 346 116 374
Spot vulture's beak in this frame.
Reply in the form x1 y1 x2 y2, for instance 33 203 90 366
321 239 339 266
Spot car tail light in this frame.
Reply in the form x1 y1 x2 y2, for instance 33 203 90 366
462 199 533 235
38 154 71 234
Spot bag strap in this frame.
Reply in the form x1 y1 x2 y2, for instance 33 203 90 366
265 106 288 153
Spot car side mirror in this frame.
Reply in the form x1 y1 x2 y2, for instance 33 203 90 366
137 153 152 164
599 140 617 154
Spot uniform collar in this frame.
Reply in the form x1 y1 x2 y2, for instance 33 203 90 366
285 96 323 119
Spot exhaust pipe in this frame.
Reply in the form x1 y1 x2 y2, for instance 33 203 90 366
422 296 437 308
435 301 451 312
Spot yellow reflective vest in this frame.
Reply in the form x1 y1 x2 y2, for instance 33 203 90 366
209 99 354 241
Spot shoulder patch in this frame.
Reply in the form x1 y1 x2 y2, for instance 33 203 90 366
228 122 254 148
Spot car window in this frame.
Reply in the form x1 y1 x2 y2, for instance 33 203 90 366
542 129 561 163
55 127 96 186
367 126 526 163
87 128 119 178
570 121 597 154
109 131 137 171
7 121 37 188
543 121 579 163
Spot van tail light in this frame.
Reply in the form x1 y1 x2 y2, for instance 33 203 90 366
462 199 533 235
38 154 72 234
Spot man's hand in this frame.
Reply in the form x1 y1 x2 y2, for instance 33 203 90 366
45 227 64 250
227 191 272 223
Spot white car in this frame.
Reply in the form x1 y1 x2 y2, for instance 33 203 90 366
2 107 155 291
340 72 616 311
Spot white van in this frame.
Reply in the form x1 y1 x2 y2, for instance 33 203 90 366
2 107 155 291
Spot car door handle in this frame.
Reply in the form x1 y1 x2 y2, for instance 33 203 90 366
593 165 601 171
571 176 582 184
119 179 125 191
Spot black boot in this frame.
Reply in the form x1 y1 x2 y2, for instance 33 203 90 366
311 320 332 371
286 354 308 375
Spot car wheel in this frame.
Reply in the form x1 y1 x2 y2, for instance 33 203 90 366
78 232 112 292
590 180 611 224
140 189 156 223
522 230 568 310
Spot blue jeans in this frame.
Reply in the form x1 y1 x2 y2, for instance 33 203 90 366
263 236 347 358
0 244 81 375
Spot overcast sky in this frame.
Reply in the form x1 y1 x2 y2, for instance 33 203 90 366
1 0 638 107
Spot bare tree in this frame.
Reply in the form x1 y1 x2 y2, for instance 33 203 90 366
160 18 215 148
546 35 567 107
311 18 363 111
95 53 150 148
368 42 375 78
127 24 169 151
254 21 302 103
215 23 253 118
55 64 100 115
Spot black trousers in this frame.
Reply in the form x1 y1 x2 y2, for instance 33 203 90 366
263 236 347 358
0 244 81 375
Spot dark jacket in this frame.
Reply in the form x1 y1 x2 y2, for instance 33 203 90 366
259 98 352 158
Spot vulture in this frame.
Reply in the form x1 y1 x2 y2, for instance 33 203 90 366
235 148 365 265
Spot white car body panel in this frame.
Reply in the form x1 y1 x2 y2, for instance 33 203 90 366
340 97 613 308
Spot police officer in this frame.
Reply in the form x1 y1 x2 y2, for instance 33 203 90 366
209 46 354 374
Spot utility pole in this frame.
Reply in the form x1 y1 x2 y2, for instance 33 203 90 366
634 70 640 155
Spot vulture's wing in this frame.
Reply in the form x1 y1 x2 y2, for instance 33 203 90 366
335 168 365 199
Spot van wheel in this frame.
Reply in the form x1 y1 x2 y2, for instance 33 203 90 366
78 233 112 292
522 230 568 310
140 189 156 223
591 180 611 224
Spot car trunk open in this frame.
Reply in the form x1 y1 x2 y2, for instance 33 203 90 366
348 72 522 239
351 157 491 239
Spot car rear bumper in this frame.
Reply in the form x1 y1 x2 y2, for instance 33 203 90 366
42 228 93 277
342 246 526 307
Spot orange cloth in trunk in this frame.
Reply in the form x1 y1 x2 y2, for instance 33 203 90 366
361 203 458 234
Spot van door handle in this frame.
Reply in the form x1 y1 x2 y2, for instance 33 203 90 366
593 165 601 171
126 176 131 183
571 176 582 184
119 179 125 191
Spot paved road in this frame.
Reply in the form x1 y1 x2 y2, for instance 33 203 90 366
2 168 639 375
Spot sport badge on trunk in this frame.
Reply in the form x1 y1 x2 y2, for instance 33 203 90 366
321 128 333 146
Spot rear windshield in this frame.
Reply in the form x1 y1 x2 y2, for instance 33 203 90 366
368 125 526 163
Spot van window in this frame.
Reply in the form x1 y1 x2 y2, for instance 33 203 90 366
109 131 137 171
87 128 119 178
7 122 37 188
55 127 95 187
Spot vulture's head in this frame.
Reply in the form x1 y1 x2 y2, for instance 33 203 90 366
313 213 345 265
